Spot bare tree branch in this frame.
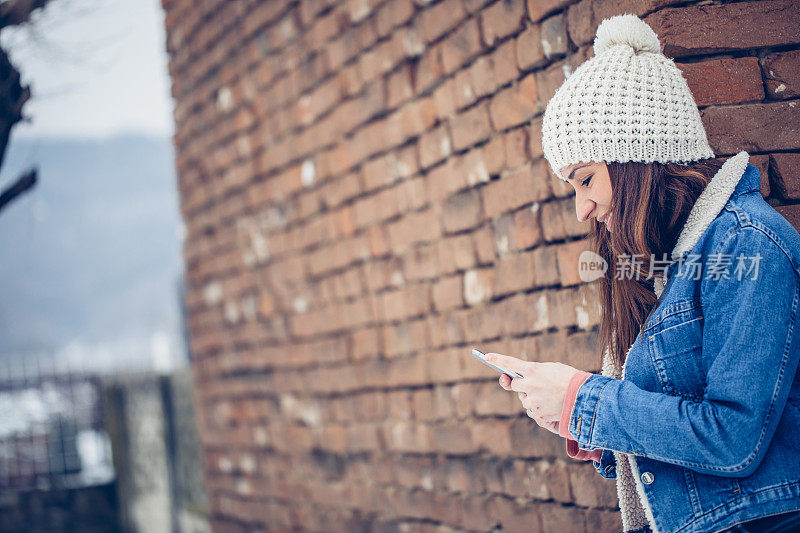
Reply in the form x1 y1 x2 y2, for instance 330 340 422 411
0 0 50 29
0 168 36 215
0 45 30 171
0 0 54 212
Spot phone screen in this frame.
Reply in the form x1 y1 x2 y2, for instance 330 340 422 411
470 349 523 378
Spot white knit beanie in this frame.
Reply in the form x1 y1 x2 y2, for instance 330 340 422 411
541 13 715 181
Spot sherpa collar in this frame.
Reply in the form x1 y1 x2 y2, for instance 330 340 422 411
654 151 751 297
670 150 751 260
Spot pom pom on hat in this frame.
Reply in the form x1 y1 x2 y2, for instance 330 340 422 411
593 13 661 56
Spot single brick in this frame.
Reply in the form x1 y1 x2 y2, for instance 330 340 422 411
376 0 415 37
432 77 458 119
418 123 453 169
442 189 483 233
473 224 496 264
490 38 521 87
403 242 441 281
504 127 530 168
472 418 513 455
414 42 446 94
450 101 493 151
482 166 539 218
480 0 526 47
540 13 568 60
387 64 415 108
541 494 591 533
702 101 800 154
527 0 572 22
531 244 561 288
516 24 546 71
527 115 545 160
467 55 498 100
488 73 540 131
770 153 800 200
438 233 477 272
514 203 544 250
492 251 533 296
420 0 467 43
441 17 483 74
763 49 800 100
556 239 592 287
454 68 478 109
678 57 764 107
540 199 566 241
431 422 475 455
480 136 506 177
499 292 532 336
549 286 580 330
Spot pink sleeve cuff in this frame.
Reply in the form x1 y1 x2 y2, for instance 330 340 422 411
565 439 605 462
558 371 593 439
558 371 604 462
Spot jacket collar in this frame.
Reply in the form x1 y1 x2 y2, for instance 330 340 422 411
670 151 751 261
653 151 751 297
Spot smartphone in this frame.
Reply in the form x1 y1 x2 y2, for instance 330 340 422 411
470 348 524 379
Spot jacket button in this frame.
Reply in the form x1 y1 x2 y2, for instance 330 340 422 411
641 472 654 485
604 465 615 474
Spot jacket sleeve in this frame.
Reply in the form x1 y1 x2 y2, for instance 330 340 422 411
568 226 800 478
560 372 604 460
560 372 612 475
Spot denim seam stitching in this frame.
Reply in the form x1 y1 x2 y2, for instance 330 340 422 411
672 482 800 533
585 378 611 448
725 280 799 474
643 299 703 333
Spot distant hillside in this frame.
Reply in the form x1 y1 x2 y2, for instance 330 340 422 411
0 134 185 372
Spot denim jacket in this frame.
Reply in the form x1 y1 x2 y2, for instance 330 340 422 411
570 153 800 532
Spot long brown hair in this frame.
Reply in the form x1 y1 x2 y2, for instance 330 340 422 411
591 157 727 371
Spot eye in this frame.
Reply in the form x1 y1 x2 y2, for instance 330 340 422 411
581 174 593 187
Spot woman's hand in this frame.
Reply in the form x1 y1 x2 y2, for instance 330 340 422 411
489 353 581 434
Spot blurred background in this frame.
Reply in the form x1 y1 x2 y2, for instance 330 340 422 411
0 0 208 531
1 0 799 532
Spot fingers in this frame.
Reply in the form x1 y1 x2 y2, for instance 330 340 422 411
527 411 560 434
508 377 528 393
498 374 512 390
484 353 528 375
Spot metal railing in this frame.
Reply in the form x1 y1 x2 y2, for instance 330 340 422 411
0 357 114 491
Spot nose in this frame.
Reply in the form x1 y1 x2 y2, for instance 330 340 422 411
575 194 596 223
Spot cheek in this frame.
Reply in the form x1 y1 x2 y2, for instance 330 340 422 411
602 178 614 203
596 186 613 207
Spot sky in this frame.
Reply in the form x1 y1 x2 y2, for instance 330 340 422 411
1 0 173 140
0 0 185 374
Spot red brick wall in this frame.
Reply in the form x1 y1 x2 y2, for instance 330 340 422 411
161 0 800 531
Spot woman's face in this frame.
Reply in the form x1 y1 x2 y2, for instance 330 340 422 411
558 161 614 232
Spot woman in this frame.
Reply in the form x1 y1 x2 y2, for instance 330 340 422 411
485 13 800 533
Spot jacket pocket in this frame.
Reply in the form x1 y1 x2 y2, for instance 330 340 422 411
648 315 706 401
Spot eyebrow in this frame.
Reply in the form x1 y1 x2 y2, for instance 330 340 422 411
565 163 591 181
